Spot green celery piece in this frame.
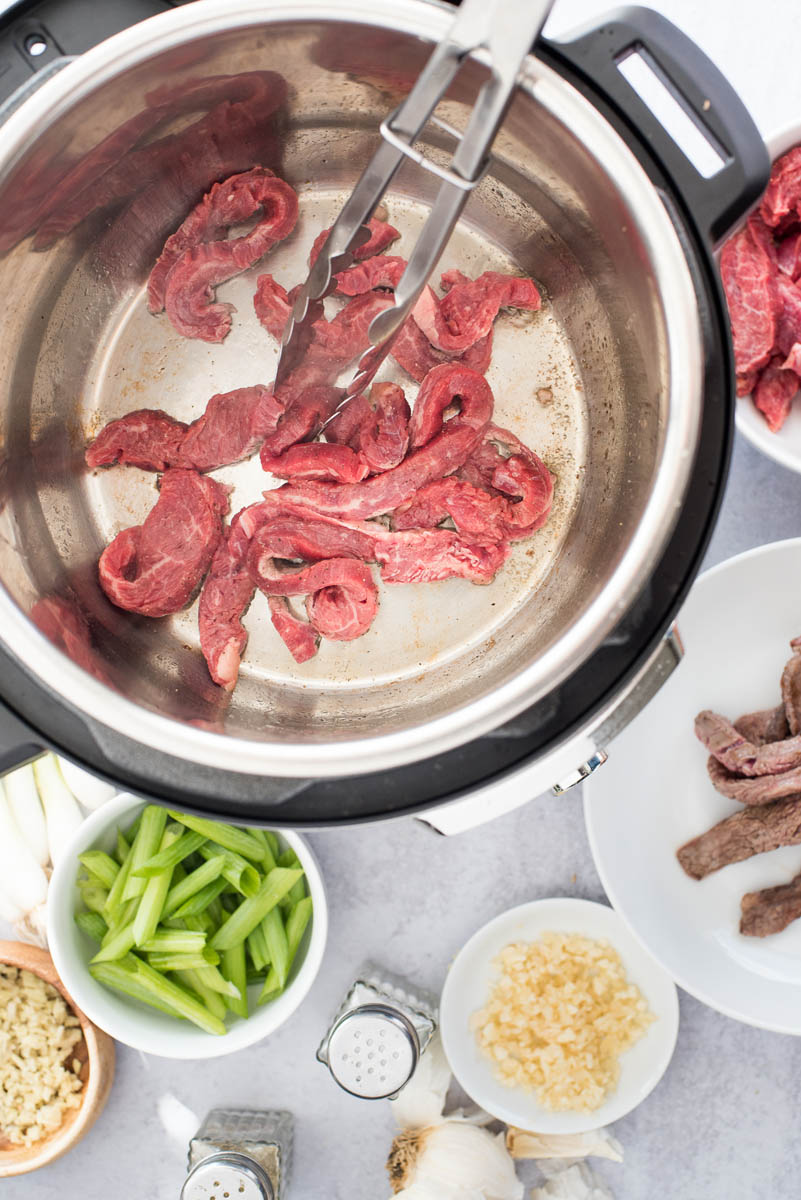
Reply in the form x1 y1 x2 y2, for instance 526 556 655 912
221 940 248 1020
287 897 313 961
210 868 302 952
194 963 241 1000
169 876 228 920
250 829 277 871
125 812 143 842
75 911 108 942
207 895 224 928
167 812 266 863
173 969 227 1021
122 806 168 902
246 967 265 985
103 845 134 919
132 828 206 877
115 831 131 866
260 907 289 990
179 908 214 934
141 929 206 954
79 881 109 916
79 851 119 891
146 949 219 972
197 842 259 898
92 920 136 963
91 960 185 1020
277 849 306 911
163 856 226 918
132 827 181 947
94 953 226 1035
258 966 281 1005
246 927 270 972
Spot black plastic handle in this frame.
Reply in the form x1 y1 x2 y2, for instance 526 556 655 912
542 6 769 246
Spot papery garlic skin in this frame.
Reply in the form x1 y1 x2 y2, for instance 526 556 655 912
388 1121 523 1200
532 1162 615 1200
391 1033 452 1128
506 1127 623 1164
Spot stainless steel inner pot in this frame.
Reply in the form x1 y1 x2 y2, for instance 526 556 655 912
0 0 703 776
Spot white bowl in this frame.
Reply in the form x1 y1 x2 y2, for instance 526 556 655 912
732 119 801 472
439 898 678 1134
47 793 327 1059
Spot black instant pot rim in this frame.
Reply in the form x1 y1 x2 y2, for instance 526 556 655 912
0 13 737 825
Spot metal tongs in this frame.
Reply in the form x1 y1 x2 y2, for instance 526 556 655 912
275 0 555 424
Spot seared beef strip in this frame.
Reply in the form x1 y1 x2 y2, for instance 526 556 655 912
707 755 801 804
695 709 801 776
781 648 801 735
740 869 801 937
677 795 801 880
734 704 789 745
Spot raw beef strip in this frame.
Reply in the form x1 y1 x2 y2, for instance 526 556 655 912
309 217 400 267
197 515 255 690
778 231 801 279
178 386 283 471
30 596 108 682
270 363 493 519
719 225 779 376
740 869 801 937
148 167 297 312
773 272 801 355
782 647 801 736
261 381 344 458
736 370 758 397
99 469 228 617
325 382 410 473
253 273 296 339
145 70 287 121
334 255 406 295
267 596 319 662
391 316 492 381
86 409 188 471
735 705 789 746
695 709 801 776
412 270 541 353
677 795 801 879
783 345 801 374
707 756 801 804
752 357 798 432
260 442 369 483
746 213 778 264
761 147 801 228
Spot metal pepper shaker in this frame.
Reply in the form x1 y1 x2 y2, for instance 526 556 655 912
181 1108 293 1200
316 960 438 1100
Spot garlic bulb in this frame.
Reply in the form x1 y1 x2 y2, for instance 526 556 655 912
506 1127 623 1163
532 1163 615 1200
388 1121 523 1200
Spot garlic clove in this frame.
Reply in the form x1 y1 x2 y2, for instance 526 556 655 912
506 1127 623 1163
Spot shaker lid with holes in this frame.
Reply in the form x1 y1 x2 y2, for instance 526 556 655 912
181 1150 274 1200
326 1003 420 1098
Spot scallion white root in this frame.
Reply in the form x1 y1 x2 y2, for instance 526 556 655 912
57 757 117 811
33 754 84 867
4 764 48 866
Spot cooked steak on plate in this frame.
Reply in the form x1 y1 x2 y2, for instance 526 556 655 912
677 795 801 880
740 869 801 937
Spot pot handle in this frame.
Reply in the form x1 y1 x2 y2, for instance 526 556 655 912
0 701 44 776
541 5 769 246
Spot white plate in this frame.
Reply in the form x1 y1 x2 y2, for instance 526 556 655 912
439 897 678 1134
585 538 801 1034
733 120 801 472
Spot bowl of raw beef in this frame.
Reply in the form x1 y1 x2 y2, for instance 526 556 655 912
721 122 801 471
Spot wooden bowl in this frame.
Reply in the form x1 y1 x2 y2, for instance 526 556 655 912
0 940 115 1177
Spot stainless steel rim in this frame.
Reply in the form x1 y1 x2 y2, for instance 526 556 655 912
0 0 703 776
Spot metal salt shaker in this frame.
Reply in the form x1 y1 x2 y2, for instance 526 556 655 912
317 961 438 1100
181 1108 293 1200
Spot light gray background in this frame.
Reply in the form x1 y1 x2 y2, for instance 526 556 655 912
7 1 801 1197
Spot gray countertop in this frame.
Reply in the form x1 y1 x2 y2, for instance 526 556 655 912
9 0 801 1196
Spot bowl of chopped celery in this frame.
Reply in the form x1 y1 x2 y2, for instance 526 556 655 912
46 794 327 1058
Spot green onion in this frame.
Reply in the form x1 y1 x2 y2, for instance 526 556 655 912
132 827 181 947
167 812 266 863
131 828 207 877
122 806 167 902
197 842 260 897
91 953 226 1035
75 911 108 942
210 869 302 952
164 857 226 918
79 851 119 890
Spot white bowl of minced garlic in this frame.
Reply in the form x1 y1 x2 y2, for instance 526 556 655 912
0 941 115 1177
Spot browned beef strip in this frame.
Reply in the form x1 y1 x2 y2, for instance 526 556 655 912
707 755 801 803
734 704 789 745
740 869 801 937
695 709 801 775
677 794 801 879
782 650 801 736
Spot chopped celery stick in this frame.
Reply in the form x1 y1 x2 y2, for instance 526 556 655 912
194 962 241 999
246 967 264 985
197 842 259 897
93 953 226 1034
174 969 226 1021
147 949 219 972
79 851 119 890
167 812 266 863
221 941 248 1019
163 855 225 918
91 960 185 1020
115 831 130 865
75 911 108 942
247 926 270 972
277 849 306 911
170 876 227 919
122 806 167 902
259 830 280 859
132 828 206 877
141 929 206 954
125 812 143 842
210 869 302 952
104 845 134 918
250 830 277 871
92 919 135 963
207 895 224 928
79 881 109 916
261 906 289 989
258 966 281 1005
132 827 180 947
287 897 313 961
